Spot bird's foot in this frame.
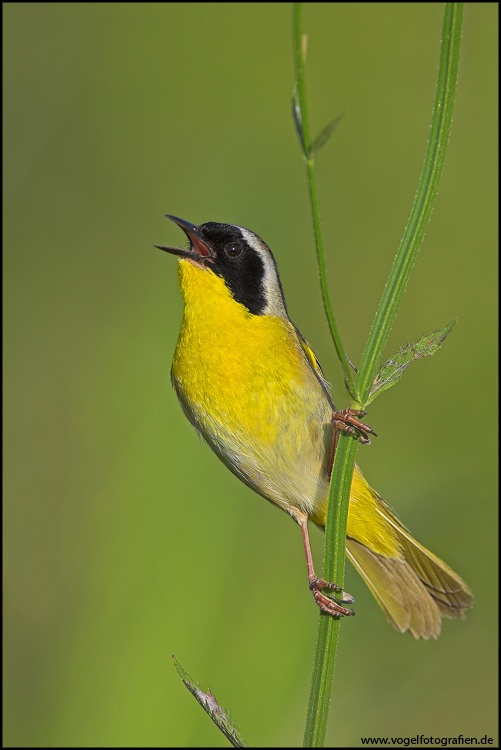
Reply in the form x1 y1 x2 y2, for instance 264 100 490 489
309 576 355 617
332 409 376 446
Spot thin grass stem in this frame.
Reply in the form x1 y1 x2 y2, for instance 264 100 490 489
295 4 464 746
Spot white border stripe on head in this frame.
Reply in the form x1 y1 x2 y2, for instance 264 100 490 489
236 226 287 317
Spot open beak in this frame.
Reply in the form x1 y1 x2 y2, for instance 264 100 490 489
154 215 212 261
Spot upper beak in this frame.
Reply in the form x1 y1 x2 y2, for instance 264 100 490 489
154 215 212 260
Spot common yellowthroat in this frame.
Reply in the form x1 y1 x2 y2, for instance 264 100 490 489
156 216 473 639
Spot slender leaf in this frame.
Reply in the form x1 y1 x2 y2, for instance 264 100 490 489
292 83 306 157
310 112 344 157
172 656 248 748
367 318 458 404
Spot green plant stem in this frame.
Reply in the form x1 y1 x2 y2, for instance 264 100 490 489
296 3 464 747
293 3 357 400
356 3 464 404
294 4 359 743
303 434 357 747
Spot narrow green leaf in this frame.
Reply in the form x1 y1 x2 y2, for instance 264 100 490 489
172 656 248 748
292 83 307 157
310 112 344 156
366 318 458 405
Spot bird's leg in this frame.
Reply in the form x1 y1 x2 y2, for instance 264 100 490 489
300 517 355 617
332 408 376 446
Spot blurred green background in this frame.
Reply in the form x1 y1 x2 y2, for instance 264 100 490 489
4 3 497 747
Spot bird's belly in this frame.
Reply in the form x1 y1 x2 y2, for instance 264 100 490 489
172 349 332 520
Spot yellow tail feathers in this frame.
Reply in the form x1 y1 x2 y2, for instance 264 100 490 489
344 468 473 639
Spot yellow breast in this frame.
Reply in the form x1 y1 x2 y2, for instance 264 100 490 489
171 259 333 518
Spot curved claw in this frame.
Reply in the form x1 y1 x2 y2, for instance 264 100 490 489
309 577 356 617
332 408 376 446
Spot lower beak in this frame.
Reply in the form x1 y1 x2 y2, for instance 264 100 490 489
154 215 212 260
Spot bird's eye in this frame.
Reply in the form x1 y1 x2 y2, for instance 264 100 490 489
224 242 243 258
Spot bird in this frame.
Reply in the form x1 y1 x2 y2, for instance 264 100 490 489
155 215 473 639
